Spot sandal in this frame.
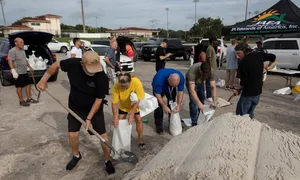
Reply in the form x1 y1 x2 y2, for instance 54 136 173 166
139 143 146 150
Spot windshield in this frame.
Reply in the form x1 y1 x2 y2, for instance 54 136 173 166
93 46 109 56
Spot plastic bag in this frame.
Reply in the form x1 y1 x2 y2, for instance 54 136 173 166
273 87 292 95
130 92 159 117
216 79 225 88
169 102 182 136
111 119 132 159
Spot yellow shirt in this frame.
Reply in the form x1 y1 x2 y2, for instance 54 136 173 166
112 77 145 113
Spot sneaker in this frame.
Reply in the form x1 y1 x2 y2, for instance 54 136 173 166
66 152 82 171
206 98 213 102
26 98 39 103
156 127 164 135
225 86 230 90
105 160 115 174
20 101 30 107
230 87 236 90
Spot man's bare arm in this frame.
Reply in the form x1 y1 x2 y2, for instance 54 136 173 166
105 57 114 68
40 61 60 82
155 93 167 108
177 91 184 106
8 59 14 70
87 98 102 120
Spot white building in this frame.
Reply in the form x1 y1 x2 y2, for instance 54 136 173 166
107 27 159 38
4 14 62 37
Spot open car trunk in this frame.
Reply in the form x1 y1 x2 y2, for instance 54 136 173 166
25 45 54 66
117 36 138 62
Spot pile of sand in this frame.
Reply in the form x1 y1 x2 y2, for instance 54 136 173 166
123 113 300 180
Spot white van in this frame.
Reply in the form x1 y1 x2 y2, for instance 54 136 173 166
263 38 300 70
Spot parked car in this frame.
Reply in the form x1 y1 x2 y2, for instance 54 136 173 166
133 42 152 58
90 44 135 73
90 40 110 46
47 38 69 53
141 38 193 61
263 38 300 70
0 31 58 86
90 37 138 62
199 38 227 66
69 39 91 49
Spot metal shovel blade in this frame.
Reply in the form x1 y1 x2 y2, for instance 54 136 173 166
117 149 139 164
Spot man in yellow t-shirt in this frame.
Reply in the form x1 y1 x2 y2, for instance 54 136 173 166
112 73 146 150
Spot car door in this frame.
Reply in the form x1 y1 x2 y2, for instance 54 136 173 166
48 39 59 51
263 40 278 66
276 40 299 69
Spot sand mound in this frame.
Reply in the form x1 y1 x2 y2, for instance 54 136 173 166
123 113 300 180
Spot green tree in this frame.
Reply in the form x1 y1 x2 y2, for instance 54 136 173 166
190 17 223 37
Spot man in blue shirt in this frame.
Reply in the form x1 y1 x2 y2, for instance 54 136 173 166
152 68 185 134
225 39 238 89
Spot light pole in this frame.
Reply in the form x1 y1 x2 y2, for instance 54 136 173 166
245 0 249 20
165 8 169 38
81 0 86 33
95 16 98 33
149 19 157 29
193 0 199 25
0 0 6 26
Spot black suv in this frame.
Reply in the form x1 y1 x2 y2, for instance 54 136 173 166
141 38 192 61
0 31 58 86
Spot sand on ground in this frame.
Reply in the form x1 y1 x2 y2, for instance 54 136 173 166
124 113 300 180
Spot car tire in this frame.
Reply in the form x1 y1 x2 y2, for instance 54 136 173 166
60 46 68 53
183 52 191 60
49 74 58 82
144 58 151 62
0 69 11 86
170 57 176 60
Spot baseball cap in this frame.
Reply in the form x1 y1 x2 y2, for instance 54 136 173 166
82 51 102 73
162 39 168 43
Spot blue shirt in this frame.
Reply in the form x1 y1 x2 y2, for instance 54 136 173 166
105 47 117 66
152 68 185 95
226 46 238 70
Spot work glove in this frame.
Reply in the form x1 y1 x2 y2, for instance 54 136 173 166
11 69 19 79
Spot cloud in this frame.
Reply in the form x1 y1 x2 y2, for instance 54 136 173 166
2 0 300 30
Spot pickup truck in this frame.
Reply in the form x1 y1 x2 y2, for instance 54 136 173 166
199 38 227 66
141 39 193 61
263 38 300 70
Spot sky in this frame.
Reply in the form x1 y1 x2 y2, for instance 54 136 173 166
2 0 300 30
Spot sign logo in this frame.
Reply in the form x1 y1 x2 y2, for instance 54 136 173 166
253 10 287 23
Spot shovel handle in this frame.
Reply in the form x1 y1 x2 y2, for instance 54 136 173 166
45 89 118 155
30 71 41 100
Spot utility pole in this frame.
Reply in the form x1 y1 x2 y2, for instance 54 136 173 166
81 0 86 33
185 25 187 40
193 0 199 25
0 0 6 26
95 16 98 33
245 0 249 20
165 8 169 38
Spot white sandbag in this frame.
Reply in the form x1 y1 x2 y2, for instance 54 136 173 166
216 79 225 88
169 102 182 136
296 81 300 86
273 87 292 95
111 119 132 159
294 94 300 101
130 92 139 104
197 105 216 124
139 93 159 118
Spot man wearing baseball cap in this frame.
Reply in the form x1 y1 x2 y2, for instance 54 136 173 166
37 51 115 174
155 39 172 72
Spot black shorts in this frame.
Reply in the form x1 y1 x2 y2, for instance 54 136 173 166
118 109 140 115
14 73 30 88
67 110 106 135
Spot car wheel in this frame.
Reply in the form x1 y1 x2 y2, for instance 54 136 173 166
60 46 68 53
144 58 151 62
49 74 58 82
183 52 191 60
170 57 176 60
0 69 11 86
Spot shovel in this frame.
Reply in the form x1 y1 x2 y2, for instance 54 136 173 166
45 89 139 165
30 71 41 102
